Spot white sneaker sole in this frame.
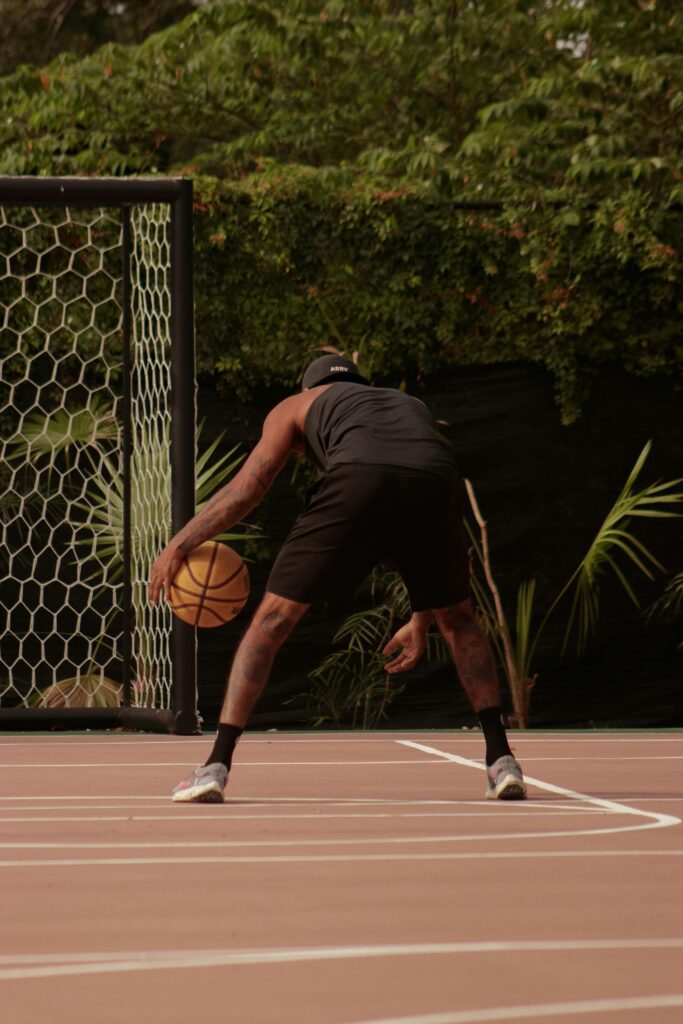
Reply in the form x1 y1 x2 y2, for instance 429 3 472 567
485 773 527 800
172 782 225 804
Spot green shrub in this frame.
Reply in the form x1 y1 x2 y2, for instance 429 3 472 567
192 175 682 422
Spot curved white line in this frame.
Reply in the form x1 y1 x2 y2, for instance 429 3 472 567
0 809 609 823
1 803 677 851
2 848 683 867
0 940 681 982
0 759 442 768
346 994 683 1024
0 733 680 746
399 741 681 832
0 815 671 850
0 795 613 805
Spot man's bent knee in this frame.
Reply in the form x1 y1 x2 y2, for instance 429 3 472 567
249 592 310 647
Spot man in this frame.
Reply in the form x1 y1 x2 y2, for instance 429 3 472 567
149 355 526 803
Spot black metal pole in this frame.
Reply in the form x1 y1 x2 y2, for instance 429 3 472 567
0 706 175 732
0 176 188 205
169 180 200 734
121 208 133 707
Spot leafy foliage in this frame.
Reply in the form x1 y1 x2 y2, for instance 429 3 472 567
647 571 683 626
0 0 204 78
0 1 550 178
1 0 681 195
190 177 682 421
27 673 121 709
0 2 681 417
466 443 683 727
7 402 254 580
460 3 683 205
561 443 683 655
296 569 447 729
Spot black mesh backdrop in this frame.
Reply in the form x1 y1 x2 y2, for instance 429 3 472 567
196 363 683 731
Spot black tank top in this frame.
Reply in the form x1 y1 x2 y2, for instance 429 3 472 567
303 383 457 480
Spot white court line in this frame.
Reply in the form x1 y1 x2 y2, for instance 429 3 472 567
429 738 683 744
1 734 682 747
602 797 683 803
0 759 446 768
399 741 681 834
0 739 210 747
4 756 683 768
0 781 667 851
0 809 609 824
499 756 683 761
407 737 683 745
0 795 606 805
0 800 606 815
2 752 682 768
2 849 683 868
5 756 683 767
347 994 683 1024
0 817 652 849
0 938 681 982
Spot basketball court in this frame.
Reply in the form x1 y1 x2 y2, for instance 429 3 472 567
1 730 681 1024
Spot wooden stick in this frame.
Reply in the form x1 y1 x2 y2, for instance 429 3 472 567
463 478 525 725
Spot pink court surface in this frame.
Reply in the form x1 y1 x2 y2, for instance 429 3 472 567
0 730 682 1024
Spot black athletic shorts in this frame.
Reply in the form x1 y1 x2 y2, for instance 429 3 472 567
266 464 470 611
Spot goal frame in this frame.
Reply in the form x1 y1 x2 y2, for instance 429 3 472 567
0 176 199 734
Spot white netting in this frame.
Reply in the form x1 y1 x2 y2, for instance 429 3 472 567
0 202 176 711
129 204 174 710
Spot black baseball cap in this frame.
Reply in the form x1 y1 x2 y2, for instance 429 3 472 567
301 354 369 390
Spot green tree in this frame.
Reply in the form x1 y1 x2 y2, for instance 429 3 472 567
0 2 680 418
0 1 680 198
0 0 203 77
458 1 683 205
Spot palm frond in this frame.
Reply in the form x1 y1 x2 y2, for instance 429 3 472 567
467 571 506 664
301 566 413 728
464 513 516 679
563 442 683 656
514 579 537 683
333 604 394 652
195 431 245 505
463 517 485 571
27 673 121 709
646 571 683 622
7 397 118 464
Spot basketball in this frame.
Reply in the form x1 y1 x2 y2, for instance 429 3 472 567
169 541 249 628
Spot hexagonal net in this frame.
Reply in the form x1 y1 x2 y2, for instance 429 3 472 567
0 202 180 713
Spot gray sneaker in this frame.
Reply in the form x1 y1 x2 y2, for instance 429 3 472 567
485 755 527 800
172 763 228 803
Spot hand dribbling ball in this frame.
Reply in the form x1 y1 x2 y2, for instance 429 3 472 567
169 541 249 627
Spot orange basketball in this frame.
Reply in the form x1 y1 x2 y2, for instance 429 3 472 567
169 541 249 628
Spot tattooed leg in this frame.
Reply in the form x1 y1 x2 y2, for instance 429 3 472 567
219 592 310 727
433 599 501 712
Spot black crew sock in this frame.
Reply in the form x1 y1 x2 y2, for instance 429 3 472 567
205 724 243 771
477 707 513 767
